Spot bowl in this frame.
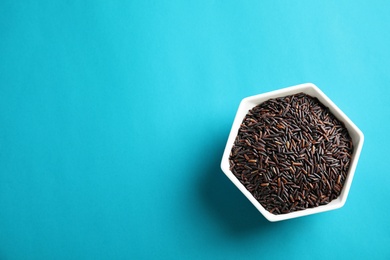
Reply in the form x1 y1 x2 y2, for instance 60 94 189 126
220 83 364 222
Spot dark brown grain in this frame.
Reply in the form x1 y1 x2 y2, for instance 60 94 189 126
229 93 354 215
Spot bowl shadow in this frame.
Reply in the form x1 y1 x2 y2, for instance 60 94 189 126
197 133 280 237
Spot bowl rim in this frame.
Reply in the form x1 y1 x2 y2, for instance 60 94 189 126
220 83 364 222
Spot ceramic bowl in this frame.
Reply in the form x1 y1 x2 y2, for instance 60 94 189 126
220 83 364 222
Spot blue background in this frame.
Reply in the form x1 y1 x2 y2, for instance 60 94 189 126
1 1 389 259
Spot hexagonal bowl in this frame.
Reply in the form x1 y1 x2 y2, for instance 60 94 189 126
221 83 364 222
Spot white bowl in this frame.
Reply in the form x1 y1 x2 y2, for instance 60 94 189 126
221 83 364 222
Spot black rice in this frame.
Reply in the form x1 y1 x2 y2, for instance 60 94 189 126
229 93 354 215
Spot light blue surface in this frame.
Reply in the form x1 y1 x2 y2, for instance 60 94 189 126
1 1 389 259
